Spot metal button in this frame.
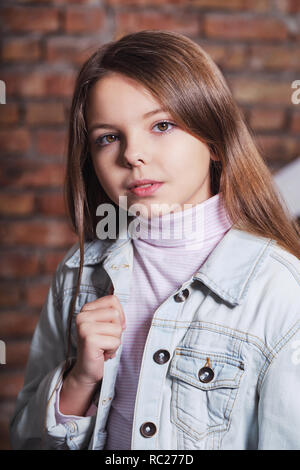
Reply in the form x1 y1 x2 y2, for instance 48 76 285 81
174 288 189 302
153 349 170 365
198 366 214 383
140 422 157 438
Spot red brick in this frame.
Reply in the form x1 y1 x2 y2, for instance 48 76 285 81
106 0 181 4
42 250 66 274
25 102 66 125
202 43 227 63
0 424 11 450
276 0 300 13
199 0 270 9
228 77 293 105
46 36 98 65
38 0 101 4
0 401 15 450
3 72 47 98
113 0 270 7
1 38 41 62
0 104 19 126
255 135 300 163
25 282 51 308
35 130 67 157
0 400 15 422
204 43 247 69
0 221 77 247
63 7 106 33
2 71 76 98
1 7 60 33
0 252 40 279
0 284 22 308
0 128 31 153
107 0 269 9
115 11 200 37
291 112 300 133
0 193 35 216
45 73 76 98
0 312 39 338
36 191 67 216
0 373 24 400
6 341 31 367
249 45 300 70
203 14 288 40
222 45 247 69
0 161 66 188
248 108 286 131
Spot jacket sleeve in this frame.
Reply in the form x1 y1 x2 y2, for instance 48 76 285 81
257 322 300 450
9 267 96 450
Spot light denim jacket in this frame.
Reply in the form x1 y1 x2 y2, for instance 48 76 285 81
10 225 300 450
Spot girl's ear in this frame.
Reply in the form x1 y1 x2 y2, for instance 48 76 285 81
210 153 220 162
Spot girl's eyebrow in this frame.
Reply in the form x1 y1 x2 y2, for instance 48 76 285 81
88 108 167 134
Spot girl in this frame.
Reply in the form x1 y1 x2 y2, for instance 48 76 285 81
10 30 300 450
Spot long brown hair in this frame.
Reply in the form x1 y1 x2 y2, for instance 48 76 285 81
63 29 300 363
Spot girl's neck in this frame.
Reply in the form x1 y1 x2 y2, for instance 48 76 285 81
131 192 232 249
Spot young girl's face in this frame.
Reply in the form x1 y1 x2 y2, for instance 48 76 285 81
87 72 217 218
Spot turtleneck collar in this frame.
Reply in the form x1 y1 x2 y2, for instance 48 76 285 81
129 192 232 249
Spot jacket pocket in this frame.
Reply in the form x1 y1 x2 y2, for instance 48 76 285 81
169 347 245 441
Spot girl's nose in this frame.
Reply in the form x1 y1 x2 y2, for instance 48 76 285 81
122 136 151 168
123 154 145 168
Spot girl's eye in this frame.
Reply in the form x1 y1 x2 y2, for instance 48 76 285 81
95 134 119 147
94 121 176 147
153 121 176 133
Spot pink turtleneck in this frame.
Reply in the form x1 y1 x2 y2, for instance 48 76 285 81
104 192 232 449
55 192 233 449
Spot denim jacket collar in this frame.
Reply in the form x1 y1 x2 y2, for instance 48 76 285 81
193 227 273 306
65 223 131 268
65 225 273 307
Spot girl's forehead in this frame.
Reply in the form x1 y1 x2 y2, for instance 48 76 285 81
90 73 158 105
86 74 166 123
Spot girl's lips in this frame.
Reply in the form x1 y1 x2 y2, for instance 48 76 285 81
129 182 164 196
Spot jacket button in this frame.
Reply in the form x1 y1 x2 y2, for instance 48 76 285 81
153 349 170 365
198 366 214 383
174 288 189 302
140 422 157 438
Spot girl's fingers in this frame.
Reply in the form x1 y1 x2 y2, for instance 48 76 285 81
80 290 126 328
81 289 121 314
77 307 125 329
79 321 122 338
81 294 120 312
89 334 121 353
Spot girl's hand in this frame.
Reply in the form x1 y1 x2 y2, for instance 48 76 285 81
69 285 126 386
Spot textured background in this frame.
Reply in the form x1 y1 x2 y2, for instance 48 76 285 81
0 0 300 450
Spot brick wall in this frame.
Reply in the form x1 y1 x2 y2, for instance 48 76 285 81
0 0 300 450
